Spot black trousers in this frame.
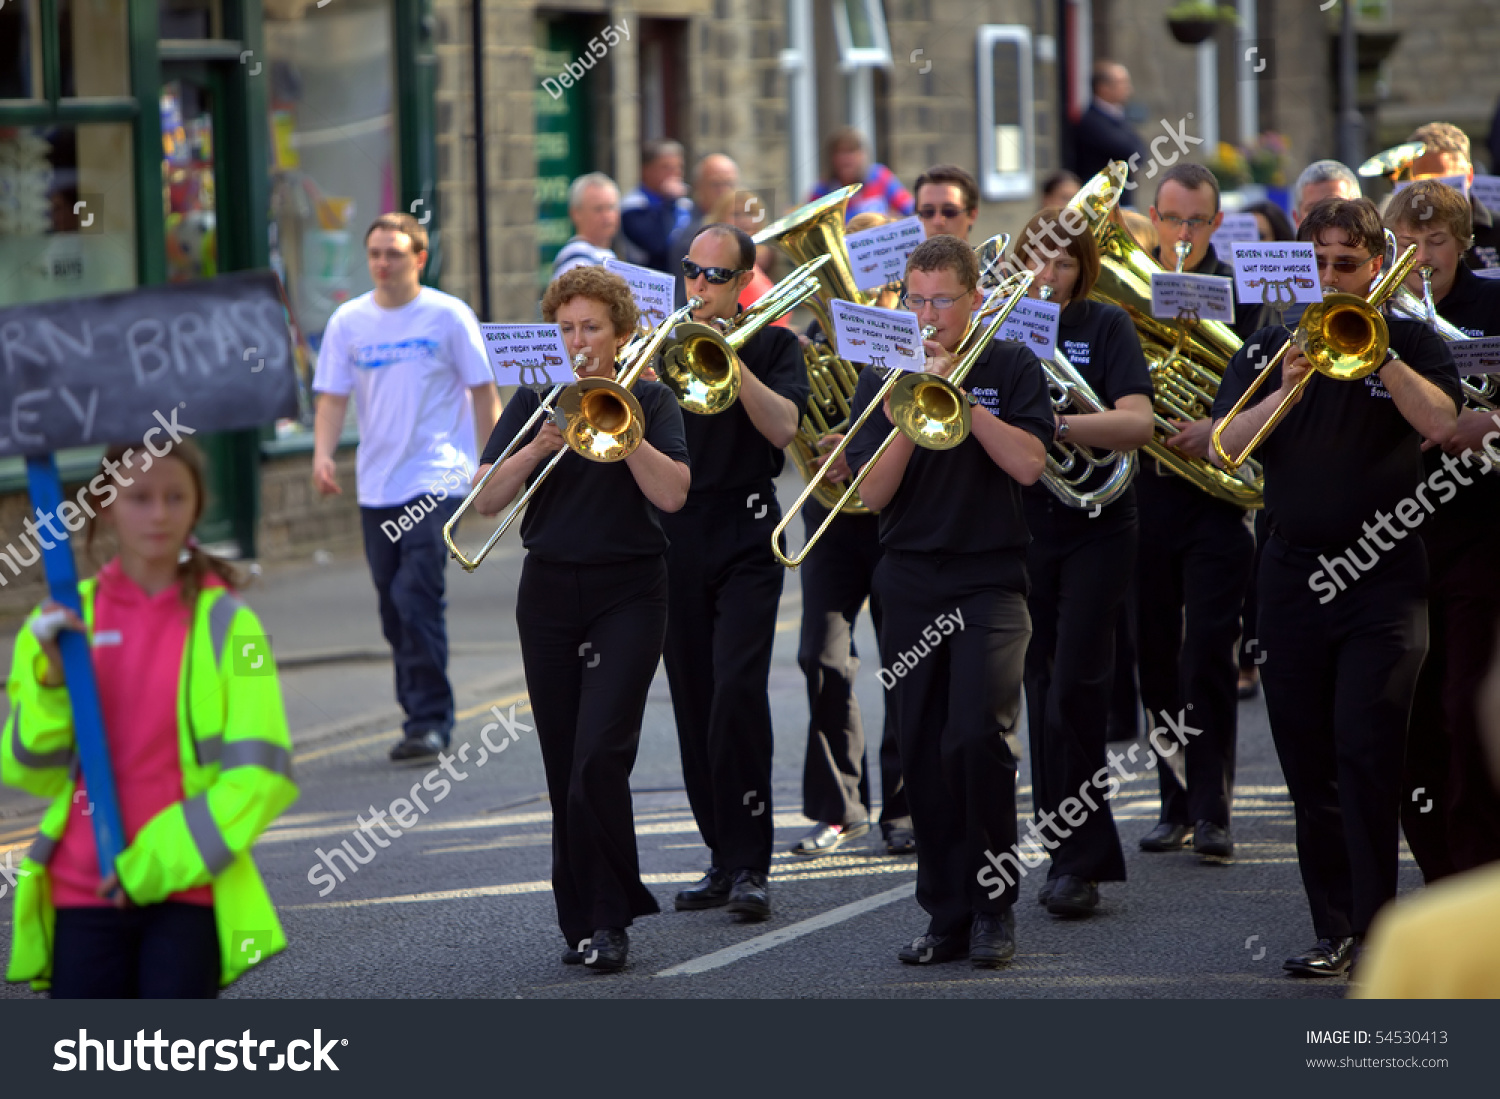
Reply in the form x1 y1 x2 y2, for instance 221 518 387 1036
661 486 785 876
51 903 219 999
1136 472 1254 828
516 555 665 946
1239 509 1269 672
1259 533 1429 940
875 550 1029 933
1024 507 1137 882
1403 522 1500 880
1110 574 1142 740
797 501 908 828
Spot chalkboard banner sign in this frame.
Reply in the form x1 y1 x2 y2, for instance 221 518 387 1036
0 270 299 458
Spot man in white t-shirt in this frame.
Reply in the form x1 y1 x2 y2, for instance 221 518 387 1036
312 212 501 762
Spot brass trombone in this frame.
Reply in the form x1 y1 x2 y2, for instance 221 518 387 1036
772 269 1037 568
1211 243 1421 470
657 255 833 415
442 298 702 571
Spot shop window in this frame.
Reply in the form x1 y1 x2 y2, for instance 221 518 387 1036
976 26 1035 202
0 0 43 100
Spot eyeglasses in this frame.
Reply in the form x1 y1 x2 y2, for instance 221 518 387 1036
917 205 967 220
1314 254 1375 274
901 294 964 310
681 259 748 284
1156 215 1215 231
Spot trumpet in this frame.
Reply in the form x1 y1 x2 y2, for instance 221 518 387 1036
772 269 1036 568
657 256 832 415
442 299 702 571
1211 244 1421 470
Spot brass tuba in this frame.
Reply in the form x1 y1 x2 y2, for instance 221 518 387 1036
1071 162 1264 509
752 184 878 513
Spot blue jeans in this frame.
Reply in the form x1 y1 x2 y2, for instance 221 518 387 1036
360 494 461 740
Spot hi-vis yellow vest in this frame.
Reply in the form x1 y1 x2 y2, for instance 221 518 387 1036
1 580 298 990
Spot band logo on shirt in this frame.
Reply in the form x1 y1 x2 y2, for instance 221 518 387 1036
968 386 1001 414
1061 340 1091 366
354 338 442 370
1363 374 1393 400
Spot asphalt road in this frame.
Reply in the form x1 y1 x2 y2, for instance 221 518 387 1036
0 471 1425 999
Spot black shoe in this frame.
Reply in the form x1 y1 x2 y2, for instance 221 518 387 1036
1139 822 1192 852
970 910 1017 968
674 867 733 910
1194 821 1233 861
581 928 628 973
883 825 917 855
1283 937 1356 977
1037 877 1056 906
1046 875 1100 918
562 941 584 965
1346 942 1365 981
726 869 770 921
792 821 868 858
1237 670 1260 700
898 931 968 965
389 730 445 761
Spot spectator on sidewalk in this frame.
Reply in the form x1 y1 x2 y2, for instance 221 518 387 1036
1290 160 1360 227
312 212 501 763
806 127 914 222
2 440 298 997
621 139 694 272
1071 62 1147 207
552 173 622 277
1042 170 1082 208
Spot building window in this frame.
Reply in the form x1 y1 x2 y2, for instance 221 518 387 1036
976 25 1035 202
832 0 892 72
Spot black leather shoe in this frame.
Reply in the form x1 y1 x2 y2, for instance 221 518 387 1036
726 869 770 921
1037 877 1056 906
674 867 732 910
883 826 917 855
562 943 584 965
1139 822 1192 851
389 730 445 762
1194 821 1233 860
581 928 627 973
1046 875 1100 918
970 910 1017 968
898 932 968 965
1283 937 1356 977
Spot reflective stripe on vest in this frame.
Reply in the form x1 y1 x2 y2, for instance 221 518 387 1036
183 793 234 875
209 592 246 669
28 831 56 865
8 708 74 770
221 739 293 778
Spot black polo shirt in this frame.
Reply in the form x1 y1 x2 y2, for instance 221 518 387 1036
1153 241 1266 339
678 317 808 497
1211 312 1462 549
1429 263 1500 532
1022 299 1154 536
844 340 1054 566
482 380 689 564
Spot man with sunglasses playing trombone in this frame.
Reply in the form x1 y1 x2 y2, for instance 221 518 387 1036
667 224 808 922
1211 197 1460 979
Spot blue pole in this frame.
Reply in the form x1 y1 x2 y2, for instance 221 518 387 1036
23 455 125 872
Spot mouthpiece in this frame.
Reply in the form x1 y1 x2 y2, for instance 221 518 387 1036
572 351 590 373
1174 241 1191 273
920 325 938 340
1040 285 1054 301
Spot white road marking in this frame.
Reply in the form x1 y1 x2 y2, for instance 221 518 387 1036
654 880 916 978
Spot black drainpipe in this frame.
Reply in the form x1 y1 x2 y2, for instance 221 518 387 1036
471 0 492 320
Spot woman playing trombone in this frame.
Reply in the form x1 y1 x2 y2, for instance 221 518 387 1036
473 266 691 972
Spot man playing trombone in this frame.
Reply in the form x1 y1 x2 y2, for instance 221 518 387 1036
667 224 808 922
844 236 1053 968
1211 197 1461 978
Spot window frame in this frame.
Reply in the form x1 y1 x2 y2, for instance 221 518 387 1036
832 0 893 75
975 24 1036 203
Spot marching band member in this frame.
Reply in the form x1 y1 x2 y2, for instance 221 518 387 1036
793 212 912 860
1212 197 1460 978
1015 209 1155 917
1386 180 1500 879
666 224 808 922
1135 165 1258 864
845 236 1053 969
1403 123 1500 271
474 267 691 972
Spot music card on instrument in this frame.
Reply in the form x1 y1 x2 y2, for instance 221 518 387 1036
1469 174 1500 213
604 259 676 330
1447 335 1500 378
1230 242 1322 306
845 216 925 291
480 324 575 386
1151 272 1236 323
1210 212 1261 257
993 297 1061 358
828 300 926 369
1394 173 1470 198
1472 266 1500 280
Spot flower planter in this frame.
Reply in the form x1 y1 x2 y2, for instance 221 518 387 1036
1168 18 1219 45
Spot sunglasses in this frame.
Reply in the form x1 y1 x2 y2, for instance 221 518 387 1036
681 259 748 284
1314 255 1375 274
917 205 967 220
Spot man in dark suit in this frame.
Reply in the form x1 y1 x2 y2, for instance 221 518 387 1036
1071 62 1148 207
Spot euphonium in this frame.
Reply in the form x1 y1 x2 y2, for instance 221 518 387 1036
442 299 702 571
1070 161 1263 508
772 270 1037 568
1211 244 1421 470
656 255 832 415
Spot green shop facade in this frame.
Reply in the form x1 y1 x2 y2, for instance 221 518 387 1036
0 0 441 560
